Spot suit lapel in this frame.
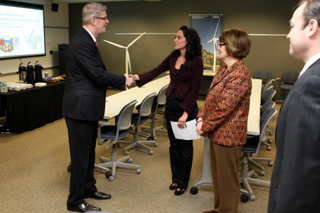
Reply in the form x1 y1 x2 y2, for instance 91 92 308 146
80 28 106 70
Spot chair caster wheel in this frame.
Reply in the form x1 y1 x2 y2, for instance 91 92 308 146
252 173 258 178
240 194 249 203
268 161 273 166
136 169 141 174
190 187 198 195
108 176 115 181
124 151 128 155
267 146 271 151
127 158 132 163
154 143 158 147
149 151 153 155
259 170 265 176
105 171 112 179
249 194 256 201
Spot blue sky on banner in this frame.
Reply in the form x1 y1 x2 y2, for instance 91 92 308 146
190 14 222 55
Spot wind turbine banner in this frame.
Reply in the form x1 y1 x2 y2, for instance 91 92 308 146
190 14 223 72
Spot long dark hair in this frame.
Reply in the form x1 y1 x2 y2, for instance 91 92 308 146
172 26 202 60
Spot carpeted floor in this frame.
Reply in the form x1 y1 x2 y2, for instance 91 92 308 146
0 92 280 213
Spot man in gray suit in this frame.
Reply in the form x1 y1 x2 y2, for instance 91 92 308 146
268 0 320 212
63 3 134 212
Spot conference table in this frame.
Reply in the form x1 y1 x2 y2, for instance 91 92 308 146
103 75 170 120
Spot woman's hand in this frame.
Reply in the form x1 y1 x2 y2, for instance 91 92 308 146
196 118 204 135
177 111 188 129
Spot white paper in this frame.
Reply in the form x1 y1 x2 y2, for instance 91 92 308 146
170 119 201 140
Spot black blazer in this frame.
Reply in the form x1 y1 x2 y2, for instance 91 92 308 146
268 58 320 213
136 53 203 114
62 28 126 121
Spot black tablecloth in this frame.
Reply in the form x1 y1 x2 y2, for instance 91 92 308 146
0 81 65 133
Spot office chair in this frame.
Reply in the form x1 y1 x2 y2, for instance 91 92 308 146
95 100 141 181
253 70 273 87
260 100 275 151
261 79 273 92
118 92 157 155
141 84 168 140
261 88 276 105
240 107 277 201
279 70 299 91
247 100 275 175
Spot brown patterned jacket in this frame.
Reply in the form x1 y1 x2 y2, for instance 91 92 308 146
198 59 252 146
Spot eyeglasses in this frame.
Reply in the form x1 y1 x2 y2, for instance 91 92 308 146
94 16 108 20
215 42 226 49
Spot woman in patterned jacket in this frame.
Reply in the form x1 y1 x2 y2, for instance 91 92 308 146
196 29 252 213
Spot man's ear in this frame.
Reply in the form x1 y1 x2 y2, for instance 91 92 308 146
90 17 96 26
308 19 319 37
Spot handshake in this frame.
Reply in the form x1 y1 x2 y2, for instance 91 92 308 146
124 74 140 87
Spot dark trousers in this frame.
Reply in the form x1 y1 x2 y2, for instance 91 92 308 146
165 92 198 189
65 117 98 205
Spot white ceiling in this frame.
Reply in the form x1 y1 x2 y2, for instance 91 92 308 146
8 0 160 5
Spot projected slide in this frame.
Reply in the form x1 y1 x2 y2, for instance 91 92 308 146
0 4 45 59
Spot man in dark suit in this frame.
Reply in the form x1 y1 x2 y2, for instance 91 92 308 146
63 2 134 212
268 1 320 212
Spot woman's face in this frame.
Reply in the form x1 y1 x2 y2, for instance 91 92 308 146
174 30 187 52
217 41 229 60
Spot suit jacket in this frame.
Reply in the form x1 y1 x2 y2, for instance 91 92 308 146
197 59 252 146
62 28 126 121
136 53 203 114
268 59 320 213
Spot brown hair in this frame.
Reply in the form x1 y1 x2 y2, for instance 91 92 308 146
296 0 320 28
219 29 252 59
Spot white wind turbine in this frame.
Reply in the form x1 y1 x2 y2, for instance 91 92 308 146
207 17 222 72
103 32 146 75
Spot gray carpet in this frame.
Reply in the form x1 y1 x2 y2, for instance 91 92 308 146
0 96 279 213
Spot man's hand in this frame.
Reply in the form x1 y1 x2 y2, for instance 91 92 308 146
125 74 134 87
129 74 140 81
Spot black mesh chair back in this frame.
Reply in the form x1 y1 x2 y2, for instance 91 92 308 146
282 70 299 85
261 88 276 105
260 100 275 116
253 70 273 84
243 107 277 157
98 100 137 145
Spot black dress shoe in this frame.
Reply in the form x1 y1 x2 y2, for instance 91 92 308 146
169 184 178 190
174 188 185 196
67 201 101 212
84 191 111 200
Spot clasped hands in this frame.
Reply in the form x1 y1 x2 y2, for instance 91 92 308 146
196 118 204 136
124 74 139 87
